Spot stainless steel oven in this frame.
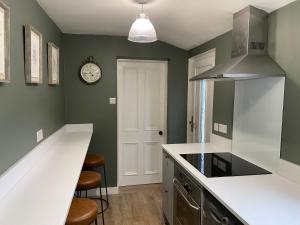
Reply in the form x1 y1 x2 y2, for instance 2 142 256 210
203 190 243 225
173 164 202 225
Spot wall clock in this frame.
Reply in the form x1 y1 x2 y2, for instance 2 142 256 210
80 56 102 84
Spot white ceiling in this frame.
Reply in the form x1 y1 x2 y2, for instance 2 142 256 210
36 0 295 50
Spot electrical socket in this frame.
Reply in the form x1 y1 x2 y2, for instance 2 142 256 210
109 97 117 105
219 124 228 134
37 129 43 143
214 123 219 132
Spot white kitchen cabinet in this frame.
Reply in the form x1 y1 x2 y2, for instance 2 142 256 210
162 150 174 225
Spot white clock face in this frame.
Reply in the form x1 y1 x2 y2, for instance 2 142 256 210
80 63 101 84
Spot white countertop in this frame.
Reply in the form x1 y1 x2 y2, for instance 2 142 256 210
0 124 93 225
163 143 300 225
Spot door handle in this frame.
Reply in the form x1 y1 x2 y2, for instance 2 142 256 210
159 131 163 136
208 204 230 225
172 178 200 211
189 116 194 132
209 210 222 224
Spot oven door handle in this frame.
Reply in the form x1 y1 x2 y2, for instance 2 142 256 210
209 210 222 224
173 178 201 211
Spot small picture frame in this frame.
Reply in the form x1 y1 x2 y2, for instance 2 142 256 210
0 1 10 83
48 42 59 85
24 25 43 84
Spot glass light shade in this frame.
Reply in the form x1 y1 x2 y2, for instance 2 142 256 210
128 13 157 43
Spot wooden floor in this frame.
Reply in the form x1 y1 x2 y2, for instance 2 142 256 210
96 184 164 225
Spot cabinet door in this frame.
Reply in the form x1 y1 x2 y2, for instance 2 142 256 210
162 151 174 225
162 152 170 217
162 152 169 217
162 152 168 189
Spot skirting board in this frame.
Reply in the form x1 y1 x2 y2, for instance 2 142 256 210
85 187 119 196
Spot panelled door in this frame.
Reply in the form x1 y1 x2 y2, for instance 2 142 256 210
117 60 168 186
187 49 216 143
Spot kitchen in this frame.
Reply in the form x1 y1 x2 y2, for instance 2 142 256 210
0 0 300 225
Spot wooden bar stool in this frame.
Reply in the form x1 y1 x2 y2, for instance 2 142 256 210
76 171 105 225
84 154 109 209
66 198 98 225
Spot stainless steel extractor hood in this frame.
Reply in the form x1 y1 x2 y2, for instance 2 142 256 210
190 6 285 81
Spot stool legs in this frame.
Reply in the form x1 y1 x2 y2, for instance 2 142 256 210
99 185 105 225
77 188 105 225
102 165 109 207
88 166 109 212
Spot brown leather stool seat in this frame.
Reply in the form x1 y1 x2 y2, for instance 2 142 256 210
66 198 98 225
76 171 101 191
81 154 108 225
76 171 105 225
84 154 105 168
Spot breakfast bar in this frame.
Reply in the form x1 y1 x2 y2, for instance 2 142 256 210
0 124 93 225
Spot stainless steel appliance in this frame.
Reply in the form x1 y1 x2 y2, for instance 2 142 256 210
173 162 245 225
190 6 285 81
181 152 271 178
173 163 201 225
203 190 243 225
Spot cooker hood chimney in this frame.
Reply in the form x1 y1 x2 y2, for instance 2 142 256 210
190 6 285 81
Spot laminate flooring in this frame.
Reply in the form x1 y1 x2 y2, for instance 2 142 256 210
96 184 165 225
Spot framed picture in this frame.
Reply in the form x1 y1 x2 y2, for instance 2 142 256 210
24 25 43 84
0 1 10 83
48 42 59 85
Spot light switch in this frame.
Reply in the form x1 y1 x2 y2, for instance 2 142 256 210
37 129 43 143
219 124 228 134
109 97 116 105
214 123 219 132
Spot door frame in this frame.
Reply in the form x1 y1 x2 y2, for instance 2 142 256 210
117 59 168 187
187 49 216 143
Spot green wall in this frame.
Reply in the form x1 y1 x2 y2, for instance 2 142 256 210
0 0 64 175
63 34 188 186
269 0 300 165
189 32 235 139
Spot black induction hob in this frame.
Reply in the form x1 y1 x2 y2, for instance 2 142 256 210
180 152 271 178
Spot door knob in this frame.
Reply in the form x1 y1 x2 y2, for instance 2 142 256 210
159 131 163 136
189 116 194 132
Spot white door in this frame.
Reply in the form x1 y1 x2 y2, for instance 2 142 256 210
117 59 168 186
187 49 216 143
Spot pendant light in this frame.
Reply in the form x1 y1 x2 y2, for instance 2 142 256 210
128 4 157 43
